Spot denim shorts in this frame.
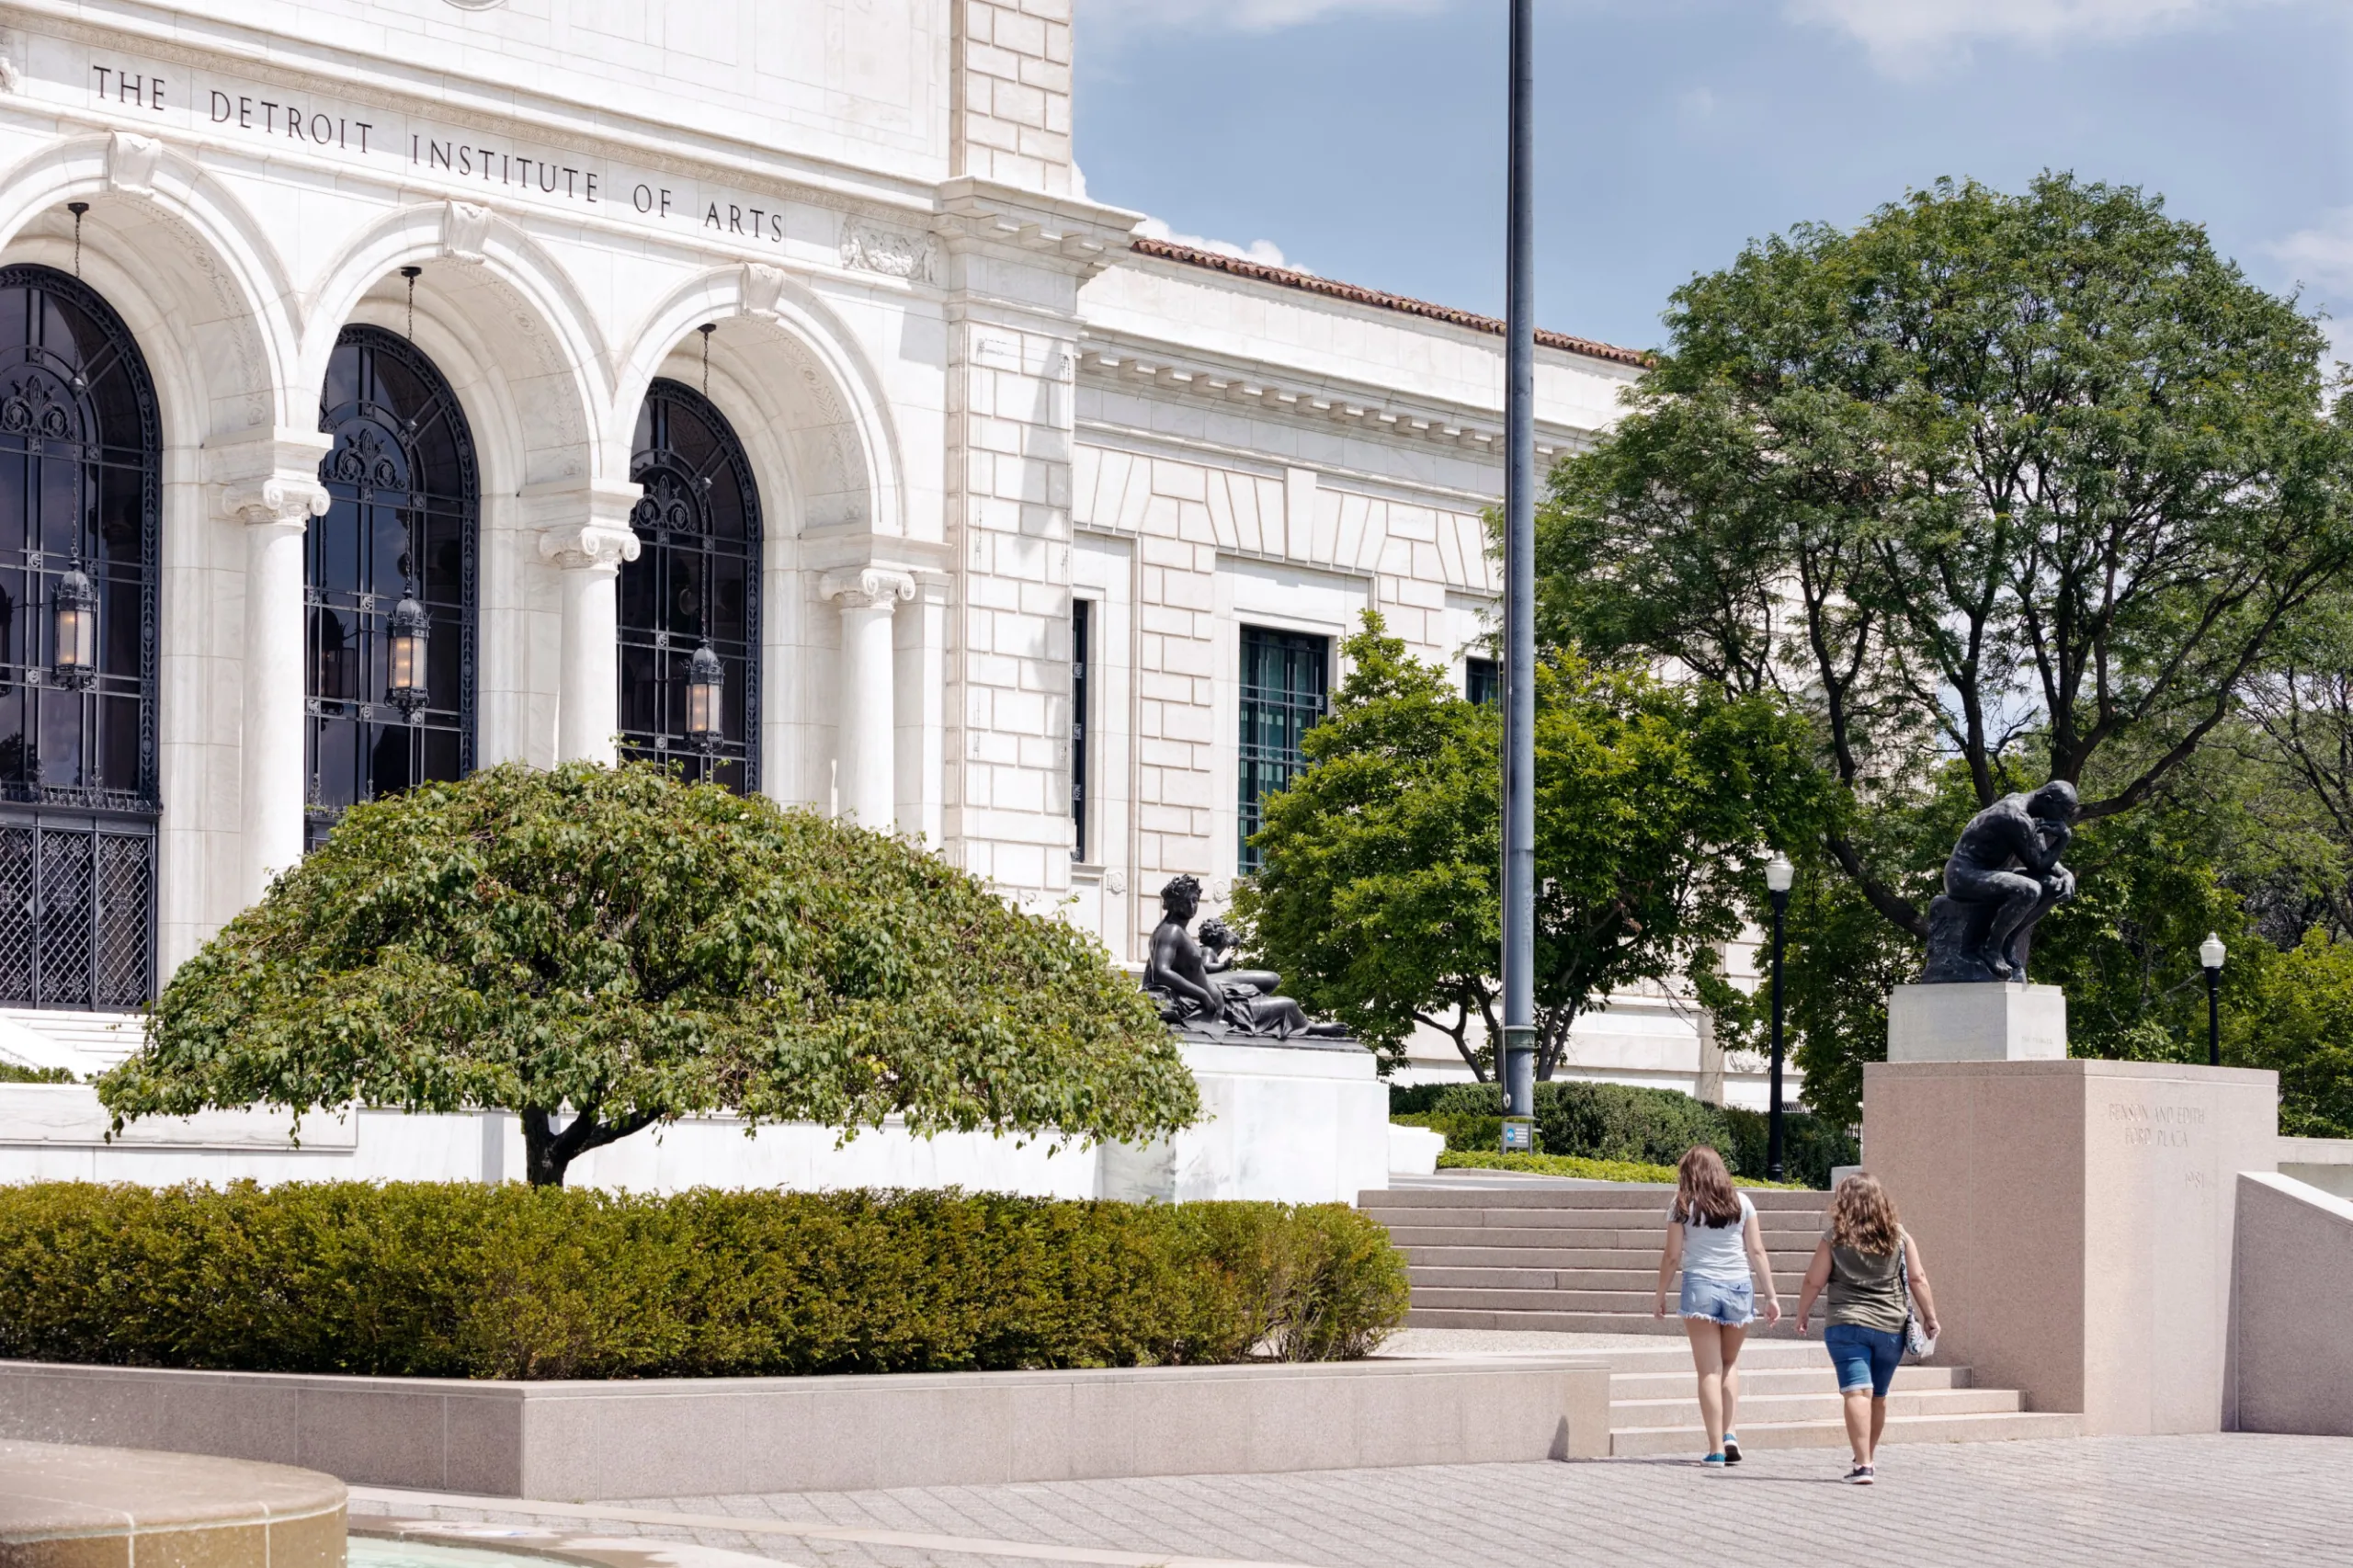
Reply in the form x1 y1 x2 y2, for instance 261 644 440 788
1824 1322 1904 1396
1678 1275 1755 1326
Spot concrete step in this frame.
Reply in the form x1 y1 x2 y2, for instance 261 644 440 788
1608 1410 2083 1457
1404 1245 1817 1269
1608 1365 1970 1395
1364 1186 1827 1213
1404 1306 1812 1338
1416 1285 1823 1314
1408 1266 1811 1293
1365 1206 1824 1235
1611 1386 2023 1430
1381 1222 1824 1250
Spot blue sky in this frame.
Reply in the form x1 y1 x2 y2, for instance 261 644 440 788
1074 0 2353 361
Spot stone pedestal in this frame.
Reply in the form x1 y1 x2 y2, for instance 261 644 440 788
1888 982 2066 1062
1863 1058 2279 1434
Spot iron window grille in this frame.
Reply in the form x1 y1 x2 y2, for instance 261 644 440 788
306 326 480 847
0 265 161 1011
1236 625 1328 873
619 378 761 794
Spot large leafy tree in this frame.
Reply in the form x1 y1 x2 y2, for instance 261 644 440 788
1539 173 2353 941
99 763 1199 1186
1232 615 1824 1079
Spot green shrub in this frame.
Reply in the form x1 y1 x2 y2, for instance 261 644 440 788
1391 1109 1506 1153
1417 1080 1858 1189
0 1062 72 1084
0 1182 1408 1380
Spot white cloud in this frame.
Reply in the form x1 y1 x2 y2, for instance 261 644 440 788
1079 0 1448 35
2271 209 2353 296
1786 0 2297 72
1135 216 1307 273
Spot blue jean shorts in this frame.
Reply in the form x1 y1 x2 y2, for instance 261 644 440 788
1678 1275 1755 1326
1824 1322 1904 1396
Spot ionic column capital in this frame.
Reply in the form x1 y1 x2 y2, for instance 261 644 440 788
540 523 642 573
221 474 330 529
820 566 917 609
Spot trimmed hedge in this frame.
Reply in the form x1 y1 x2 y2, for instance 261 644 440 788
1392 1080 1859 1189
0 1182 1408 1380
0 1062 72 1084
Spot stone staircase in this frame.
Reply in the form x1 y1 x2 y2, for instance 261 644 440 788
1362 1182 2080 1455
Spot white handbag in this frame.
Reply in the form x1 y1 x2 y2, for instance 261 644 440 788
1898 1231 1936 1359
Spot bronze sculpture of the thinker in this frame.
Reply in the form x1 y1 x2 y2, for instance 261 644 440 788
1920 780 2080 983
1141 874 1347 1038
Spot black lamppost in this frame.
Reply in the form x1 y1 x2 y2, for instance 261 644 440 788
2200 931 2226 1067
1765 854 1793 1181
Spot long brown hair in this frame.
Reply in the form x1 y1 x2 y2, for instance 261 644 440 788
1672 1146 1743 1228
1829 1171 1902 1256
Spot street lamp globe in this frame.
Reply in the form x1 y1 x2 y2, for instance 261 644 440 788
2200 932 2226 972
1765 854 1794 896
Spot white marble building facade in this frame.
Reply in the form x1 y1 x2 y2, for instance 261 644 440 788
0 0 1774 1109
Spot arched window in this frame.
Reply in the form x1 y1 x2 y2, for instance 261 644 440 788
619 379 760 793
307 325 477 845
0 265 161 1010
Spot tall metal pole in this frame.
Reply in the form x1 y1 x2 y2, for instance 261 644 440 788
2206 967 2221 1068
1767 890 1788 1181
1500 0 1538 1131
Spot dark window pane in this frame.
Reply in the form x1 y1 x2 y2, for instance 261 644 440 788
1236 626 1327 872
310 326 476 828
619 378 761 792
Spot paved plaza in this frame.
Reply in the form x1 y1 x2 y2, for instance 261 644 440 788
355 1432 2353 1568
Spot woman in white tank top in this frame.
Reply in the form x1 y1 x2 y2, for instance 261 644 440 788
1653 1144 1782 1467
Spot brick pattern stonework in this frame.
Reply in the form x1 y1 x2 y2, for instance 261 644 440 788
952 1 1074 195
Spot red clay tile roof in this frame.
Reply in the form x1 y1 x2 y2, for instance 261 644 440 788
1128 236 1651 369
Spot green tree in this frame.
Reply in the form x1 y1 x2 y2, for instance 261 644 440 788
1539 173 2353 941
2230 929 2353 1139
98 762 1199 1186
1232 615 1824 1079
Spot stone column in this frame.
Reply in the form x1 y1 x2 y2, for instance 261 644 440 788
225 475 329 904
822 567 915 825
540 517 641 765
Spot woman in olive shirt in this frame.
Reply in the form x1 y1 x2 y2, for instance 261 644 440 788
1796 1172 1941 1485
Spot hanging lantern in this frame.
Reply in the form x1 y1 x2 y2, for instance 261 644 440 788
386 594 429 716
685 642 723 744
52 567 97 685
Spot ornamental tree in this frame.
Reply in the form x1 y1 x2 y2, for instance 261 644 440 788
1232 615 1824 1080
1538 173 2353 941
98 762 1199 1186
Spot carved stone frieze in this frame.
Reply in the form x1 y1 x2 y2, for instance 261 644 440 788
840 222 938 286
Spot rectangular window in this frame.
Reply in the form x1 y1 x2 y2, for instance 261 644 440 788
1072 598 1090 862
1237 625 1329 872
1465 656 1500 708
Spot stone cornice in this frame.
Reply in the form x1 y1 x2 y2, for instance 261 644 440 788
1074 330 1596 459
933 178 1142 280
